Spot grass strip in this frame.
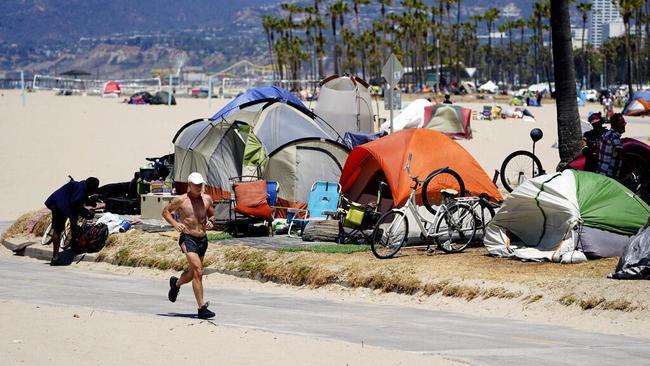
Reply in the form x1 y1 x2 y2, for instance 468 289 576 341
278 244 370 254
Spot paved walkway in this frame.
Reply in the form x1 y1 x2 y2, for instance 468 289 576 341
0 255 648 366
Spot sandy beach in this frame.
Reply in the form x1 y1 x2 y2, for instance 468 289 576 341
2 89 649 221
0 299 458 366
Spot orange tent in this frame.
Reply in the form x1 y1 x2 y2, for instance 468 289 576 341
339 129 502 209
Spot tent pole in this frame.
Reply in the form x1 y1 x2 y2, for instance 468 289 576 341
208 78 212 109
20 70 25 106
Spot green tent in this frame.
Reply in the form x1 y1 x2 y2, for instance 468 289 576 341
574 170 649 235
485 170 650 261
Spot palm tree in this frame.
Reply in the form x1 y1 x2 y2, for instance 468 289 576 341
550 0 582 168
328 1 349 75
483 8 500 81
352 0 371 77
576 2 592 89
262 15 280 80
454 0 462 83
616 0 643 96
513 19 527 86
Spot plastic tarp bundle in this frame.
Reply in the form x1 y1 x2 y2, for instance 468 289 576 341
485 170 650 261
314 75 374 136
380 99 432 132
342 131 387 149
422 105 472 139
611 226 650 279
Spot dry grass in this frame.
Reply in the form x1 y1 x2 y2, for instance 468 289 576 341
481 287 521 300
557 294 637 312
523 294 544 304
1 211 41 241
601 299 637 312
559 293 579 306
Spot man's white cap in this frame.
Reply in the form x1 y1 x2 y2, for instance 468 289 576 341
187 172 205 185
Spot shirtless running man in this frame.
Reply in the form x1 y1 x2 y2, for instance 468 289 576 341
163 172 216 319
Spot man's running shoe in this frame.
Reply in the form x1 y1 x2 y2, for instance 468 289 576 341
168 276 180 303
198 302 215 319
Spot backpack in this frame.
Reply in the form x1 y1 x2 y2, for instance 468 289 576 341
74 223 109 253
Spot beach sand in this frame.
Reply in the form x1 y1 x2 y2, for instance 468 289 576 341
0 299 458 366
1 90 649 221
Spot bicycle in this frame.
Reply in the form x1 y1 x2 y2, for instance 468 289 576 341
500 128 546 192
452 194 498 243
370 154 476 259
418 165 499 242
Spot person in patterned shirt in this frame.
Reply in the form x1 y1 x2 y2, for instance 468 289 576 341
597 113 626 179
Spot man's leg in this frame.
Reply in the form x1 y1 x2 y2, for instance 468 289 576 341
184 251 205 307
51 230 61 261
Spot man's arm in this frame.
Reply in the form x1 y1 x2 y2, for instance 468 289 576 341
162 197 187 233
205 196 215 230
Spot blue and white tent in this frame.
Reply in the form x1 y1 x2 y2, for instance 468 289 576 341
211 86 305 121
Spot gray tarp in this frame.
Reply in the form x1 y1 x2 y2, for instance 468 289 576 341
611 226 650 280
577 225 633 259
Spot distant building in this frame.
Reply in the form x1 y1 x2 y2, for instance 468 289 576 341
571 26 589 50
588 0 622 48
181 66 206 85
604 21 625 39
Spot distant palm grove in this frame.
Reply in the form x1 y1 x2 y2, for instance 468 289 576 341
262 0 650 89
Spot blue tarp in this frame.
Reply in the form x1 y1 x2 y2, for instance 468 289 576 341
343 131 388 149
211 86 305 121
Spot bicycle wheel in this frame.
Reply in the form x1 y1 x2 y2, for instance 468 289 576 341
500 150 544 192
422 168 466 215
41 222 54 245
473 199 496 243
371 210 408 259
435 203 476 253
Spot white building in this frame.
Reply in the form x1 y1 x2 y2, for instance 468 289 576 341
605 21 625 39
588 0 622 48
571 26 589 50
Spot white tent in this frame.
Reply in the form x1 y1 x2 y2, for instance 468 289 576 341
314 75 375 136
478 80 498 94
380 98 432 133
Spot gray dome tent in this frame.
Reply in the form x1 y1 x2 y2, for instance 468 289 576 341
173 99 340 201
262 138 349 213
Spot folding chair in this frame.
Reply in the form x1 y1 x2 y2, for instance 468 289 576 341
334 181 387 244
287 181 341 237
229 176 275 236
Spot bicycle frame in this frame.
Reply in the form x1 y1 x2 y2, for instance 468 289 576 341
395 156 459 242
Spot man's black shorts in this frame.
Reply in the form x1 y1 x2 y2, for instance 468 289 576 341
179 233 208 257
50 208 67 233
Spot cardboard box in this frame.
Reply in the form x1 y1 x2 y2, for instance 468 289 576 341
140 193 176 220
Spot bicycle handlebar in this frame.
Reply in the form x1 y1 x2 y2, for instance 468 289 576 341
404 153 420 183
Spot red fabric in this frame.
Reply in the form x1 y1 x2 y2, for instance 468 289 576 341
233 180 272 219
103 81 121 95
339 129 502 207
568 138 650 171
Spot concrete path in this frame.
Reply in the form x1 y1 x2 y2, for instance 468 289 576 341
0 221 13 235
0 255 647 366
